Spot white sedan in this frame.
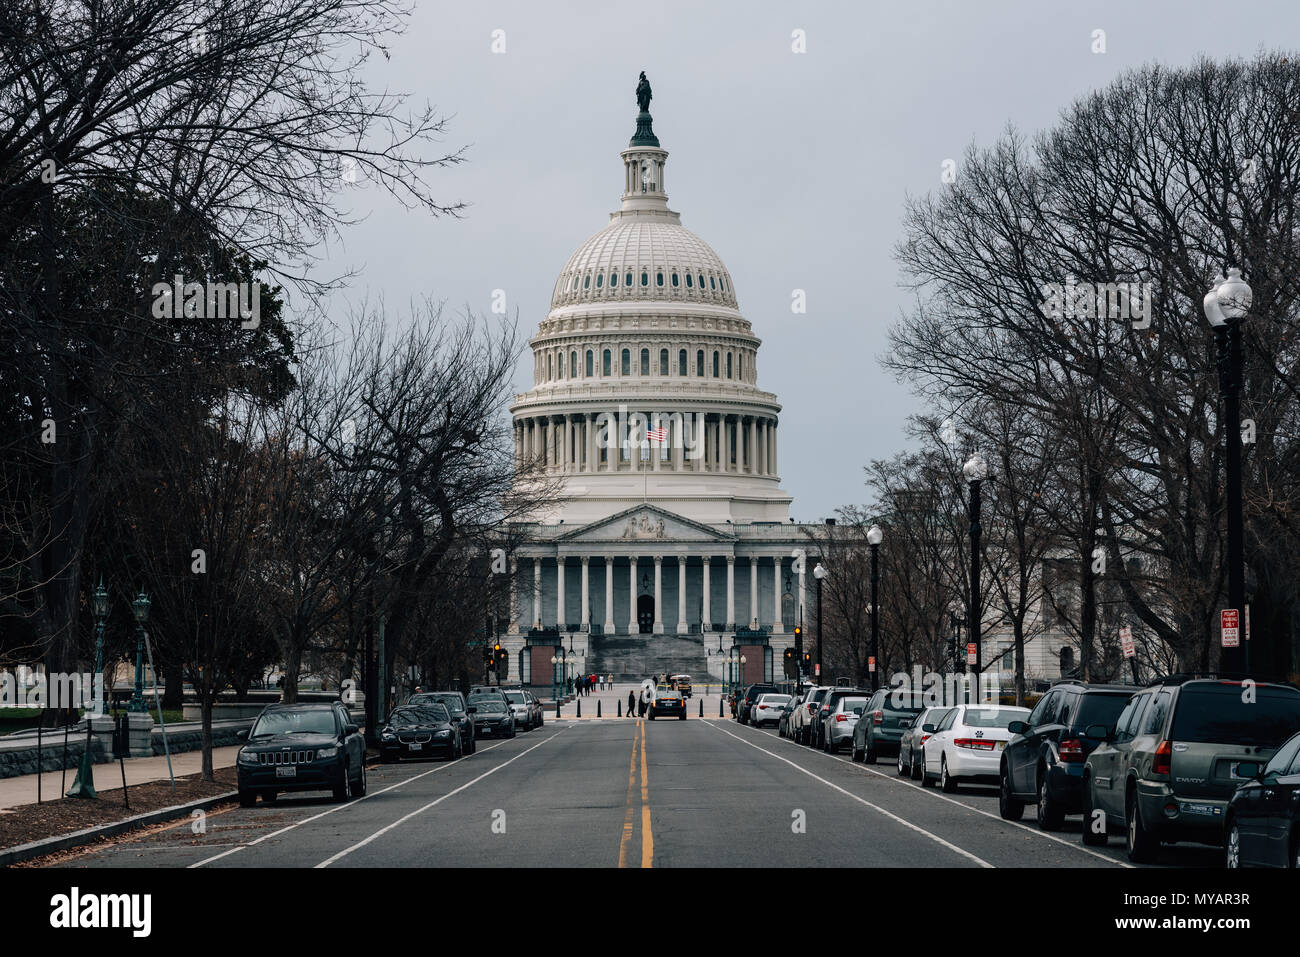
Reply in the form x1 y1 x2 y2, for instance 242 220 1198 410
921 704 1031 793
750 693 791 727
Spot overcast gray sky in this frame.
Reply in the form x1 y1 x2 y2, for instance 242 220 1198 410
317 0 1293 520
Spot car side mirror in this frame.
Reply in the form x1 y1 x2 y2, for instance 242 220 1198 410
922 723 935 734
236 729 247 740
1085 723 1113 742
346 724 359 736
468 706 477 714
1007 720 1029 735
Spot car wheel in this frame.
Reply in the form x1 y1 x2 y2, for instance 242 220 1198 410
239 789 257 808
355 762 367 796
910 752 922 781
1125 787 1157 863
1081 775 1108 846
863 740 877 765
920 757 935 787
998 764 1025 821
261 790 278 804
1037 769 1063 830
333 763 353 803
940 756 958 793
1225 820 1241 869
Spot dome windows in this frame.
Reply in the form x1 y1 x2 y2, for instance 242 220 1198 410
640 349 650 376
570 351 578 378
696 349 704 377
709 276 716 290
627 271 634 287
583 275 590 289
671 272 679 287
712 351 719 378
659 348 668 376
678 349 687 376
586 350 594 377
641 271 648 287
685 274 692 288
596 274 603 288
603 349 612 376
656 271 664 287
726 352 733 379
621 349 630 376
699 274 705 290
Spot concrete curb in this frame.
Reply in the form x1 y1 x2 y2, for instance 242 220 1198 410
0 789 239 868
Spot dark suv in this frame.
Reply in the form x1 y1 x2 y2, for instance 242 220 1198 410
737 683 779 725
852 687 928 764
236 702 366 807
1082 675 1300 862
999 680 1135 829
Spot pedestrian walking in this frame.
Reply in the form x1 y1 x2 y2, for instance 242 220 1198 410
628 690 636 716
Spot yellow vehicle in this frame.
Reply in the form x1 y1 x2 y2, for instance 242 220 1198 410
669 674 692 698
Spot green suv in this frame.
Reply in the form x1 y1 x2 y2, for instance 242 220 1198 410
1081 675 1300 862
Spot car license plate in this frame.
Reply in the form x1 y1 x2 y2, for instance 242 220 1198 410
275 766 296 779
408 742 422 751
1182 802 1220 816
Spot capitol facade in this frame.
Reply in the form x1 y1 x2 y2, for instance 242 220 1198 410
503 79 820 687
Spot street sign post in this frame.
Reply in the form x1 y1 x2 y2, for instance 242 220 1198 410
966 643 977 666
1221 609 1240 648
1120 625 1134 659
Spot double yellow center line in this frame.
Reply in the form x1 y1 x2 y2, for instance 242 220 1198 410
618 719 654 867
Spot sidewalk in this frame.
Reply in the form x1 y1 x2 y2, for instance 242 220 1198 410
0 746 241 810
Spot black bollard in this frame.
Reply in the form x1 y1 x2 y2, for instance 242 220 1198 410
617 700 622 717
719 697 724 717
597 700 602 717
699 699 704 717
577 699 581 718
556 700 561 719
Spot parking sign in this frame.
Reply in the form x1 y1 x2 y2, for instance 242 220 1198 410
1221 609 1240 648
966 642 977 666
1119 625 1134 659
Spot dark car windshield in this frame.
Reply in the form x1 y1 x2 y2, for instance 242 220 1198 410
1171 684 1300 747
388 705 450 725
1074 693 1132 731
475 701 507 714
885 690 928 711
411 694 465 714
251 709 336 737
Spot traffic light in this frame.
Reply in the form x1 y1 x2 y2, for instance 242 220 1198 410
783 647 795 677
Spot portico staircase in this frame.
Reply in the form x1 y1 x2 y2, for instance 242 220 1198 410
587 634 712 682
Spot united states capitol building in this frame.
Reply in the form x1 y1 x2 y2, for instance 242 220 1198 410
502 77 821 687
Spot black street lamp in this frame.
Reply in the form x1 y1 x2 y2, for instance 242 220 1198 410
867 525 882 690
1204 269 1252 674
128 590 151 714
813 563 828 685
963 452 988 704
68 579 111 799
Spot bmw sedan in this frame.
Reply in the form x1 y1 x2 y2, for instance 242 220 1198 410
410 691 476 754
471 698 516 738
379 704 463 762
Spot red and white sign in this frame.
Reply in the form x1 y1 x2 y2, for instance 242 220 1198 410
814 663 821 676
1221 609 1240 648
1119 625 1134 659
1245 604 1250 642
868 656 876 673
966 642 977 666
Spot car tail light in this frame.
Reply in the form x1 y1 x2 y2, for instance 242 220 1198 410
954 737 996 751
1153 740 1172 776
807 704 816 714
872 710 884 725
920 734 931 744
835 714 848 722
1058 738 1085 763
758 704 767 710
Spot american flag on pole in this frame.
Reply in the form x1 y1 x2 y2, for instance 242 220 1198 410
647 426 668 442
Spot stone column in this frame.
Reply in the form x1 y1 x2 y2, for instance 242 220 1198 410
748 417 757 474
562 414 571 472
701 558 712 632
508 557 519 634
652 414 662 471
772 555 784 634
770 420 778 475
532 558 541 629
652 555 664 634
556 556 566 630
604 555 616 635
586 413 596 473
628 556 639 633
580 556 590 630
726 556 736 630
677 555 688 634
749 556 758 629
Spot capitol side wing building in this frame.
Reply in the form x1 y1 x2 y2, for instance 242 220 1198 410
502 82 820 688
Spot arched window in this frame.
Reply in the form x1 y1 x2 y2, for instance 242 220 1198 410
570 351 578 378
583 275 590 289
603 349 612 376
696 350 704 377
685 274 693 288
547 354 553 380
656 271 664 287
596 274 603 288
659 348 668 376
678 349 687 376
709 276 716 290
726 352 733 378
671 272 679 287
586 350 594 377
712 351 719 377
738 353 744 380
621 348 630 376
699 274 705 289
627 271 633 287
641 271 648 287
640 348 650 376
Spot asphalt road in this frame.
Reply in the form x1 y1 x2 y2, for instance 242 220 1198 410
50 716 1223 868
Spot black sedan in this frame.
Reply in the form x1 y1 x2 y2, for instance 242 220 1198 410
649 687 686 720
1225 730 1300 868
380 704 463 763
470 698 516 738
236 702 367 807
410 691 476 754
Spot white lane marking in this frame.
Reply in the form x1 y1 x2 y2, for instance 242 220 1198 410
743 724 1131 868
706 721 991 868
189 739 511 868
314 726 572 868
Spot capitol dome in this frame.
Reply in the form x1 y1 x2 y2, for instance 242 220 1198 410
510 81 791 527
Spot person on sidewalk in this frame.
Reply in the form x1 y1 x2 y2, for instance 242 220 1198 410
628 690 636 716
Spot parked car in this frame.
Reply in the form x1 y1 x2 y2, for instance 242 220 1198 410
410 691 476 754
670 674 693 698
821 692 870 753
779 695 803 738
469 698 517 738
852 688 928 764
236 702 366 807
750 693 792 728
649 684 687 720
792 686 831 745
379 703 463 762
1224 729 1300 868
1081 676 1300 862
504 689 541 731
737 683 780 725
898 706 952 779
921 704 1031 793
999 680 1135 829
813 688 870 751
